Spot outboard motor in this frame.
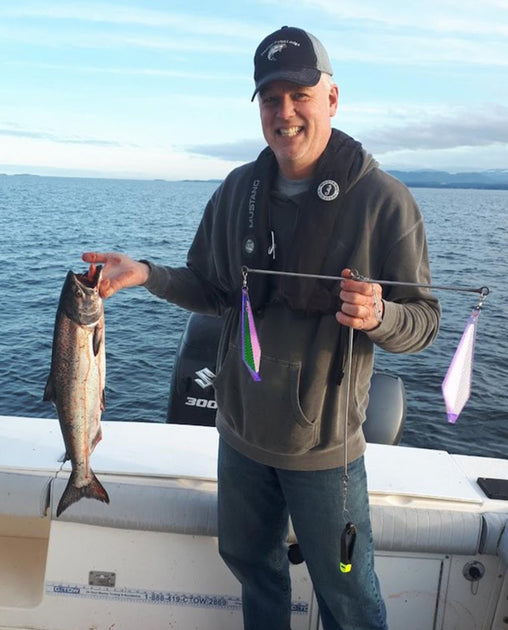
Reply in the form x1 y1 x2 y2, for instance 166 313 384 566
168 313 407 445
363 372 406 445
167 313 222 426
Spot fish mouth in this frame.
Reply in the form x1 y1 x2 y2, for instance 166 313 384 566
76 264 103 289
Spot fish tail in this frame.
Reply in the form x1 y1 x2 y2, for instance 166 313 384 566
56 470 110 517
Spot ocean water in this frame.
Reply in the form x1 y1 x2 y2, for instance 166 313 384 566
0 175 507 459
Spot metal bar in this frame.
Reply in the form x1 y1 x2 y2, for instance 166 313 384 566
242 266 490 297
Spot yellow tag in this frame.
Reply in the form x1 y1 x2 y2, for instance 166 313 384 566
340 562 352 573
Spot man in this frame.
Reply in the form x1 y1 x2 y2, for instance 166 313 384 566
84 26 440 630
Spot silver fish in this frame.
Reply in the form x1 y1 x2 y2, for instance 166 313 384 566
44 264 109 516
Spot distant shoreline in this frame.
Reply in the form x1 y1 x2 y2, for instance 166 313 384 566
1 171 507 190
396 182 508 190
387 169 508 190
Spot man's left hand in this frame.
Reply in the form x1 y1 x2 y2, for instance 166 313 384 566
336 268 384 331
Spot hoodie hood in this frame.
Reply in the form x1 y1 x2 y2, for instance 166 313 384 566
242 129 378 313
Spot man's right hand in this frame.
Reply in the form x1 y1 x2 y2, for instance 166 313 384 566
82 251 150 298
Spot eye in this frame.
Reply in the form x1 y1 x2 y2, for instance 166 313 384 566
261 95 278 105
74 288 84 298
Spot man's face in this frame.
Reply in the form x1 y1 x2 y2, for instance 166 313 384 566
258 75 338 180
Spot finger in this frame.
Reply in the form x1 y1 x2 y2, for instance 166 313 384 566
336 277 383 331
340 301 372 326
86 263 97 282
341 300 366 316
335 310 364 330
340 272 370 297
82 252 109 264
342 278 373 296
99 279 115 299
340 287 367 305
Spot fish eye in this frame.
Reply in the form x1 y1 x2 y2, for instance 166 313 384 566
74 288 84 298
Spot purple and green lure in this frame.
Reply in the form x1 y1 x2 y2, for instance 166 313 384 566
241 285 261 381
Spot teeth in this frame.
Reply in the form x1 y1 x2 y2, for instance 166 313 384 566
279 127 301 137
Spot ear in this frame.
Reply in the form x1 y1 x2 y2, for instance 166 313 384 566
329 83 339 117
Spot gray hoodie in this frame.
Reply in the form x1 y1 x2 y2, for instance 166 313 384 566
144 130 440 470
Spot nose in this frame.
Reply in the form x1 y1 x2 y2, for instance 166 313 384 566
277 94 295 119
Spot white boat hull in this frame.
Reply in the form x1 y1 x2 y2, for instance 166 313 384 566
1 416 507 629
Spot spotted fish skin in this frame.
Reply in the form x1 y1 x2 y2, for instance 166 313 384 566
44 265 109 516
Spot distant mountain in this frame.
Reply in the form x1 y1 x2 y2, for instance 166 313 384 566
388 169 508 190
1 170 507 189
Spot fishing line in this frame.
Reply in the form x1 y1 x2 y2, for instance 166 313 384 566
339 325 357 574
342 326 353 519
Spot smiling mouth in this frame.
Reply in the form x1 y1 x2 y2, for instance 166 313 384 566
278 126 303 137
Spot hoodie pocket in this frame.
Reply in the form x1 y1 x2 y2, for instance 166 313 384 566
214 345 319 455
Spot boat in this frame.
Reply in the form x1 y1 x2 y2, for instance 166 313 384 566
1 313 507 630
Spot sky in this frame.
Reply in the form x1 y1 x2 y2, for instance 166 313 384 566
1 0 508 180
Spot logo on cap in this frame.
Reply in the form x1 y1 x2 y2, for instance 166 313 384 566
317 179 340 201
264 39 302 61
267 42 288 61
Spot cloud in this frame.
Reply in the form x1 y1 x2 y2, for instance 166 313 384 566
1 3 255 37
185 104 508 163
0 126 128 147
271 0 508 67
377 144 508 172
335 33 508 67
3 3 507 68
2 2 506 177
0 127 238 180
0 23 250 54
0 4 258 49
186 139 265 163
362 104 508 153
290 0 508 36
6 60 243 81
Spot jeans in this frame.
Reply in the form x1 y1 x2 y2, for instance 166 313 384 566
217 439 387 630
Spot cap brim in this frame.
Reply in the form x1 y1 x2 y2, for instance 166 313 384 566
251 67 321 101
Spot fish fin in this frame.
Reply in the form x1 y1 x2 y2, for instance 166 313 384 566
90 425 103 454
56 470 110 517
43 374 56 403
93 323 103 357
101 387 106 411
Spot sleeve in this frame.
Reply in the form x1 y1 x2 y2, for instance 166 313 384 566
368 292 441 354
142 262 228 315
365 179 441 354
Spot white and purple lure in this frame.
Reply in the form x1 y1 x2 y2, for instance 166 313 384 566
441 307 481 423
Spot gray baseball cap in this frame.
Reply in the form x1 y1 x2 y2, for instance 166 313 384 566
252 26 333 101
